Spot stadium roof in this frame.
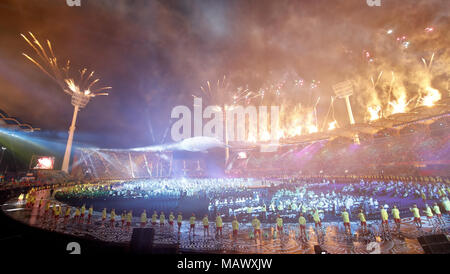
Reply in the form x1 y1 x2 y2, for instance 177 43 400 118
0 108 39 132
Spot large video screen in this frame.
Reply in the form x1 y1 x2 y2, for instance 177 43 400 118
33 156 55 170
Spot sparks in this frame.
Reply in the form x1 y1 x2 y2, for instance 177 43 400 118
368 105 381 121
421 87 441 107
328 121 337 131
21 32 111 98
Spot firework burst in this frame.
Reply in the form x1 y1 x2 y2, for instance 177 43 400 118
196 76 262 107
21 32 111 97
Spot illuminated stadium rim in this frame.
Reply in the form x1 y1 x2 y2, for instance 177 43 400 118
0 109 40 132
73 99 449 152
77 111 449 153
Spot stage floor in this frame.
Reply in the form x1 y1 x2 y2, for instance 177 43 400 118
2 189 449 254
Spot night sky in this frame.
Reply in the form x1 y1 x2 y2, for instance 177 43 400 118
0 0 448 148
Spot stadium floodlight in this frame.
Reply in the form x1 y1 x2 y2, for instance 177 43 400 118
332 80 359 143
332 80 356 125
61 87 107 173
21 32 110 173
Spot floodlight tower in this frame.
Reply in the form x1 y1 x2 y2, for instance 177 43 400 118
61 89 95 173
21 32 110 174
332 80 359 143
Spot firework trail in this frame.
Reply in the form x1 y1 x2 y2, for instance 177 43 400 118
21 32 111 97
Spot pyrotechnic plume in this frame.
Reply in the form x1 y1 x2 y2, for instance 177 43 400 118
367 105 381 121
389 95 413 114
197 76 262 107
421 52 435 73
370 71 383 89
421 87 441 107
328 121 337 131
21 32 111 97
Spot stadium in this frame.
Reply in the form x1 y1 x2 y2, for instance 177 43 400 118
1 0 449 257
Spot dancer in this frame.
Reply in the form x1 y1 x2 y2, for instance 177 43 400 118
177 212 183 234
80 204 86 224
141 210 147 227
276 214 283 234
341 208 351 234
433 203 444 225
169 212 175 227
159 211 165 226
380 206 389 232
410 204 422 228
189 213 196 236
312 208 322 230
202 214 209 237
391 205 401 231
423 204 434 226
87 205 93 224
110 208 116 228
74 207 80 224
252 215 261 238
151 211 158 226
215 213 223 237
121 210 126 229
298 213 307 240
101 208 107 225
232 216 239 237
357 209 367 233
64 206 71 225
126 210 133 231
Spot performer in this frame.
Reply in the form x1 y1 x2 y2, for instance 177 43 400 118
358 209 367 233
391 205 401 231
380 206 389 232
252 216 261 237
232 216 239 237
101 208 107 225
433 202 444 225
312 208 322 229
54 204 61 226
189 213 196 236
341 209 351 234
202 214 209 237
215 213 223 236
177 212 183 234
44 200 51 216
159 211 165 226
151 211 158 226
262 204 267 220
87 205 93 224
443 197 450 215
298 213 307 239
276 214 283 233
74 207 80 224
121 210 126 229
80 204 86 224
423 204 434 226
126 210 133 231
420 192 427 203
110 208 116 228
410 204 422 228
64 206 71 225
141 209 147 227
168 212 175 227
